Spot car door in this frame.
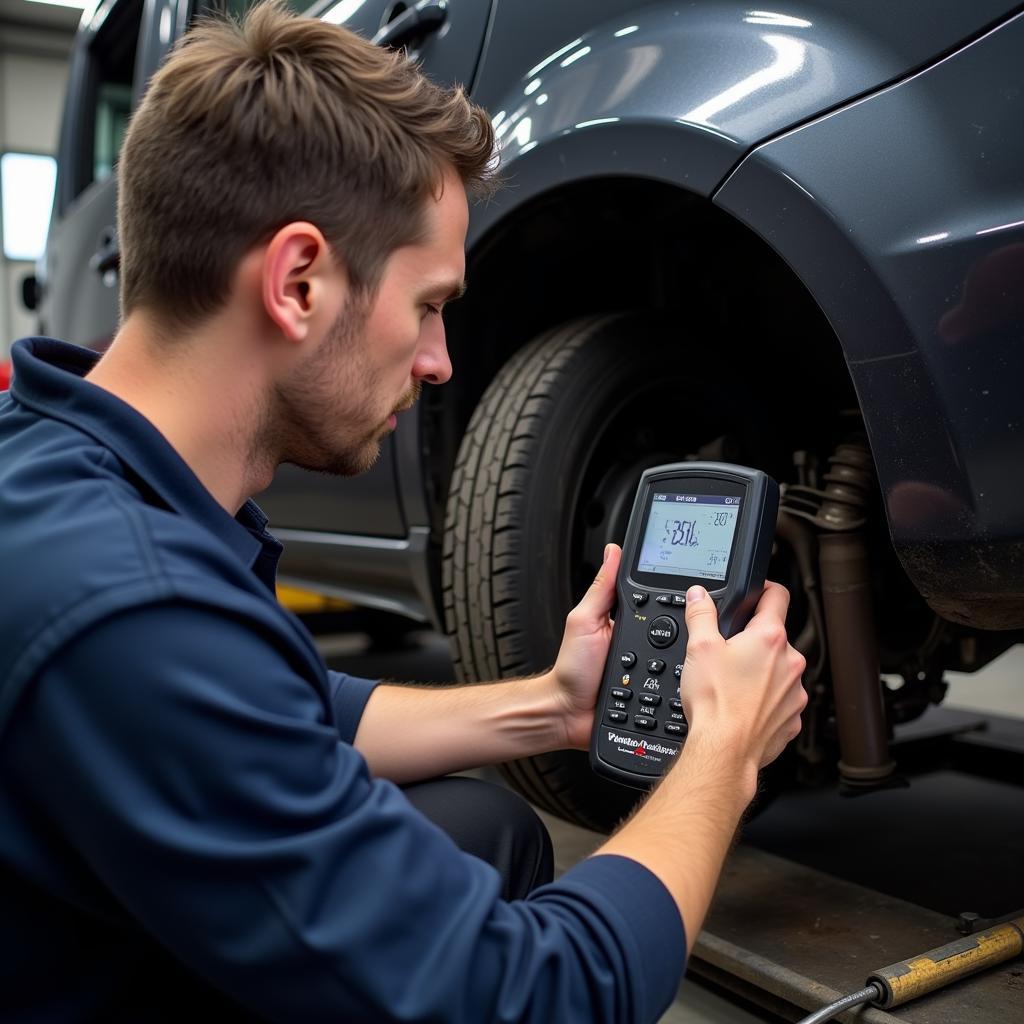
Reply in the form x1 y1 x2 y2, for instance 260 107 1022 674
35 0 294 349
37 0 170 347
311 0 492 87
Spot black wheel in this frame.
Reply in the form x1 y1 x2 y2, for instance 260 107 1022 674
442 314 754 832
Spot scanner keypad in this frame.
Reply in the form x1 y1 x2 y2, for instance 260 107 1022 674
603 588 689 739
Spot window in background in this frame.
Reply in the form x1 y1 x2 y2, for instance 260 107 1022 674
93 83 132 184
1 153 59 262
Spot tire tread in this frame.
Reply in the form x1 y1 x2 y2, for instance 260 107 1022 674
442 317 640 829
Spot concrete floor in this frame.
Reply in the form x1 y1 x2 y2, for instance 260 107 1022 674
944 644 1022 718
320 627 1022 1022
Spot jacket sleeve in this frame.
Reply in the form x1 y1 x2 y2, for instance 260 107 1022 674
18 601 686 1023
325 667 379 742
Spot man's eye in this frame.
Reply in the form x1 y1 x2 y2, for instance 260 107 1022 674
423 304 442 318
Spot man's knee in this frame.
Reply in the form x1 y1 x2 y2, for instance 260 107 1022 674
402 776 554 900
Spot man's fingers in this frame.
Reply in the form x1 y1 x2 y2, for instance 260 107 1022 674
572 543 621 626
748 580 791 628
683 585 721 647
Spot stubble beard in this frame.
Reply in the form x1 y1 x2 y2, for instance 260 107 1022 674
259 298 418 479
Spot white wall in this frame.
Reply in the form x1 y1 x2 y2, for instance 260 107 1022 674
1 51 70 355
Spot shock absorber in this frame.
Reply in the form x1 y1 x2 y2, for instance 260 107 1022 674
818 443 895 788
782 440 896 790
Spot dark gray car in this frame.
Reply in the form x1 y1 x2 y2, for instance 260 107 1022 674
31 0 1024 830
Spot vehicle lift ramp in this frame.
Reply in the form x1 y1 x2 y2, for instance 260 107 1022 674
688 707 1024 1022
693 846 1022 1023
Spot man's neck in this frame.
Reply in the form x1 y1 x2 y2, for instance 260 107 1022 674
85 312 275 514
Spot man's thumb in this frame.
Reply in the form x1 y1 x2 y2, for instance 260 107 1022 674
683 585 720 643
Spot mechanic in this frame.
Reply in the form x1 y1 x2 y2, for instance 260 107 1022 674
0 3 806 1021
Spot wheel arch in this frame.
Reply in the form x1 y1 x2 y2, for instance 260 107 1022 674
423 171 860 571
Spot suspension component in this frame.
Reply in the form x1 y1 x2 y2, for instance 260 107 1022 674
820 529 895 786
782 440 896 789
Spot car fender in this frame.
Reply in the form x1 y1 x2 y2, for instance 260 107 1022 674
712 12 1024 629
468 0 1020 243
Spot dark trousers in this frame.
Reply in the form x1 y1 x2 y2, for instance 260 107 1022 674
402 776 554 901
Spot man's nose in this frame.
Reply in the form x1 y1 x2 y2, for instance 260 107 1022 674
413 325 453 385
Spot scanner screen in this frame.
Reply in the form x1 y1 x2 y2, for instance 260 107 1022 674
636 492 742 581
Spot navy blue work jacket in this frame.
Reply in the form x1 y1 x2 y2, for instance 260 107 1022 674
0 337 685 1022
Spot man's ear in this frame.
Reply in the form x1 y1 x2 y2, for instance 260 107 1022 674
261 222 346 343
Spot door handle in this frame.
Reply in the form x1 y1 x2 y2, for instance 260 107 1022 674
373 0 447 50
89 228 121 279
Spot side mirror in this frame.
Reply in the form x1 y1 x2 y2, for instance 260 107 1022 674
21 273 40 312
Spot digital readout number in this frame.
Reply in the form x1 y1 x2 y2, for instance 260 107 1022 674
662 511 732 547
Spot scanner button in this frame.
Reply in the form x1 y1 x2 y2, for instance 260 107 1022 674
620 651 637 669
672 594 686 606
631 591 648 607
647 616 678 649
610 688 632 702
633 716 656 730
606 710 627 724
639 693 662 707
647 659 665 674
655 594 672 606
665 723 686 736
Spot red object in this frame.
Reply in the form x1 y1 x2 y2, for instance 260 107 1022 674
0 359 11 391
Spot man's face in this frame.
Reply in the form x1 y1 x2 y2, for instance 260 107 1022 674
271 166 468 477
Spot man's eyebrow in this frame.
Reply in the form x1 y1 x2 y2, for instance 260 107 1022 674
421 280 467 304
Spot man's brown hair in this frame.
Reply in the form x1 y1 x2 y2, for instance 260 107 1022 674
117 0 495 330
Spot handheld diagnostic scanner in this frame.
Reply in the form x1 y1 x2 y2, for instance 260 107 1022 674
589 462 779 789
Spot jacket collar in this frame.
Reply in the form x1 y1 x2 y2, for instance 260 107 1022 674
9 337 281 580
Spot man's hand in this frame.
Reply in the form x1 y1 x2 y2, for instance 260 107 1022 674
680 580 807 776
353 543 622 780
548 543 622 750
597 580 807 951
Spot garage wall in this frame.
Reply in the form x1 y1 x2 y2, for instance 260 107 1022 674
1 48 70 357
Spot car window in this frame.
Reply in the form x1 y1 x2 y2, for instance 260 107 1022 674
76 0 145 200
93 84 132 187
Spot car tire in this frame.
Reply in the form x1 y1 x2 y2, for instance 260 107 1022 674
442 313 749 832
